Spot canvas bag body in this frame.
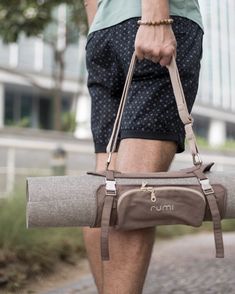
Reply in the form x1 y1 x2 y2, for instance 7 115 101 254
92 175 227 230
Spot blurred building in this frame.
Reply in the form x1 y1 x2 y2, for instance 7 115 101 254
0 1 234 146
0 4 89 136
196 0 235 146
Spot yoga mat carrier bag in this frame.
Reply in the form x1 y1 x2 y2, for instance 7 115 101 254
26 53 234 261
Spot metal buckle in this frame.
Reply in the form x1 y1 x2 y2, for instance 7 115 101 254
199 178 214 195
105 179 116 196
193 153 203 166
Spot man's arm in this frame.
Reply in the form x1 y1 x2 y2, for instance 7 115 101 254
84 0 98 27
135 0 176 66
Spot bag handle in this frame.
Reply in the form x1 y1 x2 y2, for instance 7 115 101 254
106 52 202 169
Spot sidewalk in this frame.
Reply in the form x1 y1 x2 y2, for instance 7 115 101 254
43 232 235 294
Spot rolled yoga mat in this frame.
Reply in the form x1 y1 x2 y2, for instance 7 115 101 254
26 169 235 228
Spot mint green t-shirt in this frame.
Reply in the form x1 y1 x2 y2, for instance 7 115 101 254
88 0 203 35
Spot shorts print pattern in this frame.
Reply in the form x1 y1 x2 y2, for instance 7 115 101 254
85 16 203 153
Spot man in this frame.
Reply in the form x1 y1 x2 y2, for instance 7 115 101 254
83 0 203 293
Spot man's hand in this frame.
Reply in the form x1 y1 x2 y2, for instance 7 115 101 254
135 0 176 66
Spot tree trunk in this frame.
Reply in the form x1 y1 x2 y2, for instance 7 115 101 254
52 49 65 131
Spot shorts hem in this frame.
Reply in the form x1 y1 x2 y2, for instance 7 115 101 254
94 130 185 154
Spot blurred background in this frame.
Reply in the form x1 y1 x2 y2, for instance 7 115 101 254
0 0 234 293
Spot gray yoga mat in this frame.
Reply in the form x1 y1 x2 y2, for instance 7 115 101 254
26 171 235 228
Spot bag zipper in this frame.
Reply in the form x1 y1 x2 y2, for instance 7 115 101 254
117 185 206 211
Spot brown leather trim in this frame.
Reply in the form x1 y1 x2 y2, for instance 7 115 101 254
193 168 225 258
87 170 196 178
180 162 214 173
101 195 115 260
204 185 227 220
106 170 115 181
93 185 118 228
87 163 215 179
205 193 224 258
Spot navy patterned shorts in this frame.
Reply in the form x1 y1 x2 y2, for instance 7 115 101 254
85 16 203 153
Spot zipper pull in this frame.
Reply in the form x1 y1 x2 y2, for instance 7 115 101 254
141 182 148 189
141 183 157 202
151 189 156 202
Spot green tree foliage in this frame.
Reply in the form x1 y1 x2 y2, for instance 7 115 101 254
0 0 88 131
0 0 87 43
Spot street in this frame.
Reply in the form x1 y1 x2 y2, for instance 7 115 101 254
42 233 235 294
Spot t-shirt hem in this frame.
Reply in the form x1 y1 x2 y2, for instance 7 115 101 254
88 13 203 36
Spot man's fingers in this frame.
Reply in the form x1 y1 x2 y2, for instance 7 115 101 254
151 57 160 63
135 43 145 60
159 55 172 66
135 43 176 65
143 48 153 60
159 45 176 66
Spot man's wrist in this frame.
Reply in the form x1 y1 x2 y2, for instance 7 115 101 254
141 0 170 21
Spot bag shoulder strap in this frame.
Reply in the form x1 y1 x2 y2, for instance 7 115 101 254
106 52 202 169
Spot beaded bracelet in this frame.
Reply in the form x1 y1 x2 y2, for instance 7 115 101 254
137 18 174 26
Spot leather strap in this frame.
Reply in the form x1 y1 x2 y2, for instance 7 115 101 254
101 170 116 260
101 194 115 260
106 52 137 154
106 52 202 167
193 168 224 258
88 162 214 179
106 169 116 181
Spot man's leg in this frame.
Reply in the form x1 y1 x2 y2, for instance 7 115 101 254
102 139 177 294
83 138 177 294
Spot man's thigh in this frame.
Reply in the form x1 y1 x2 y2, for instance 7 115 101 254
95 138 177 173
115 138 177 172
